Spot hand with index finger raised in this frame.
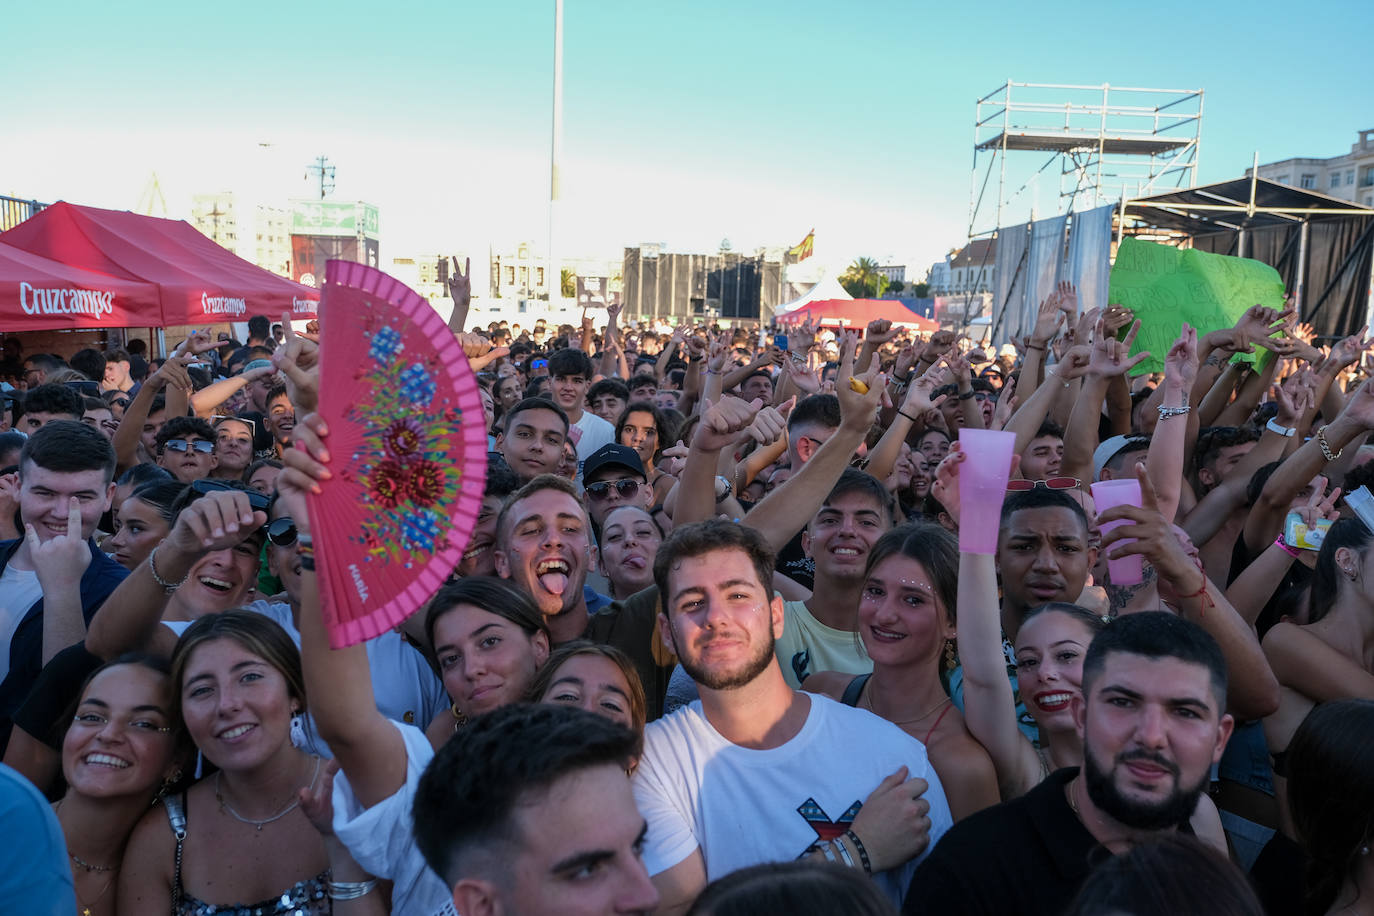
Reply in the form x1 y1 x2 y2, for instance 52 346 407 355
1095 463 1199 589
25 496 92 591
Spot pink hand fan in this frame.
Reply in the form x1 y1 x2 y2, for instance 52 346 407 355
306 259 488 648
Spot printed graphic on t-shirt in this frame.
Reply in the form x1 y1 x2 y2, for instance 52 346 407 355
796 797 863 854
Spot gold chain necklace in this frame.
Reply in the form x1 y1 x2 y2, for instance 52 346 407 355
73 870 115 916
862 686 952 726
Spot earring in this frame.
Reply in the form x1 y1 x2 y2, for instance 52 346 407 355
944 639 958 673
289 710 307 748
450 701 467 734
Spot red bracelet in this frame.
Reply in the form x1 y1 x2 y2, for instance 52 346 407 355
1273 535 1302 559
1174 563 1214 618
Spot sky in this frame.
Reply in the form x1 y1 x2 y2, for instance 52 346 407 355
4 0 1372 283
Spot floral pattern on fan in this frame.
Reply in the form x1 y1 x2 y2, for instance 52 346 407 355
348 319 466 566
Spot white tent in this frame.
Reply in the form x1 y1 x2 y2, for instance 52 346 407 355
775 275 853 313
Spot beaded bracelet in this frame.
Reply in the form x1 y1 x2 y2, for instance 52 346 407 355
148 544 188 594
845 828 873 876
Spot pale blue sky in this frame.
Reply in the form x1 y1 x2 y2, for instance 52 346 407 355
5 0 1371 276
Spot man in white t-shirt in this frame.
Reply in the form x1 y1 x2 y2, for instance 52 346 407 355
636 519 953 913
548 348 615 468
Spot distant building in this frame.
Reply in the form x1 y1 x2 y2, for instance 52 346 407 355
621 245 786 324
876 264 906 284
288 199 380 288
388 253 484 307
191 192 292 278
1253 128 1374 208
490 242 548 299
929 239 996 296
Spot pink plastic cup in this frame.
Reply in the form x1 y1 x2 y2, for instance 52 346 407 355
958 428 1017 555
1091 478 1143 586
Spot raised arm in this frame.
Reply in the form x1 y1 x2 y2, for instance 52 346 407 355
83 490 265 660
280 412 409 809
1002 346 1090 460
112 356 191 472
188 364 274 417
1146 323 1199 523
1243 379 1374 554
948 449 1042 797
445 257 472 333
1060 319 1148 483
744 334 886 551
672 397 763 528
863 367 948 483
1100 464 1280 720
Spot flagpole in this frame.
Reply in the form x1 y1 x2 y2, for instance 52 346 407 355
548 0 563 306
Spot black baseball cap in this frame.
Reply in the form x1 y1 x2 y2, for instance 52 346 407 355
583 443 646 482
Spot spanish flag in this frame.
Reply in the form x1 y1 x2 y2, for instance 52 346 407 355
788 229 815 262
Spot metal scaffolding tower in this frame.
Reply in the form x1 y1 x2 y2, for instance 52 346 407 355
968 81 1203 238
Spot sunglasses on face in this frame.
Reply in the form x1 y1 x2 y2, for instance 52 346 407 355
191 477 272 510
163 438 215 455
585 479 641 501
1007 477 1080 491
266 516 298 546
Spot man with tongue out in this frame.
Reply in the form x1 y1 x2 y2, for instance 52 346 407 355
494 474 599 646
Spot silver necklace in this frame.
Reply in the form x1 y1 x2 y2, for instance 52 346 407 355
215 755 320 831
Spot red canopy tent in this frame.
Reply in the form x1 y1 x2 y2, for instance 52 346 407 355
0 242 163 331
778 298 938 333
0 202 319 328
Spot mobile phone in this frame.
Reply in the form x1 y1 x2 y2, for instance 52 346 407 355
773 334 788 351
63 380 101 397
1284 512 1332 551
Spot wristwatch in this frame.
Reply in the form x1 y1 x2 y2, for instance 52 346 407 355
714 475 733 502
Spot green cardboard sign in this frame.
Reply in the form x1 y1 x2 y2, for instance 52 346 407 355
1107 238 1286 376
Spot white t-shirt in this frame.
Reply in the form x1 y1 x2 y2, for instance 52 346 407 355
633 693 953 906
571 409 616 462
162 601 448 756
0 566 43 684
332 720 456 916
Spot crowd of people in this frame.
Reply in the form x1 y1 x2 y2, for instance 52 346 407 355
1 273 1372 916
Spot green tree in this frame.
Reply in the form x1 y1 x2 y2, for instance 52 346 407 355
560 268 576 298
887 279 905 295
912 281 931 298
840 257 888 298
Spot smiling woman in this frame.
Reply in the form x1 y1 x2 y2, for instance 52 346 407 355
804 523 1001 822
53 655 184 916
117 611 381 915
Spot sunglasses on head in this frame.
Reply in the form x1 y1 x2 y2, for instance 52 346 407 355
190 477 272 511
266 516 298 547
163 438 215 455
585 479 641 501
213 415 257 437
1007 477 1080 491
